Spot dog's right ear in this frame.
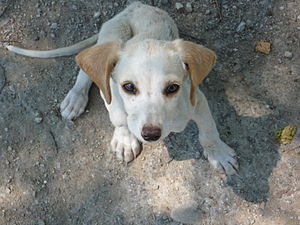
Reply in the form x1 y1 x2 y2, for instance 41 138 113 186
76 42 121 104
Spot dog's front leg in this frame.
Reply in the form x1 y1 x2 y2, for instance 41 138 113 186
106 82 142 163
110 126 142 163
60 69 92 119
193 91 238 175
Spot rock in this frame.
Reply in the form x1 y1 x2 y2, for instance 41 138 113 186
223 5 229 10
170 205 201 224
93 11 101 18
284 51 293 58
0 186 11 197
50 23 58 29
34 117 43 123
0 65 5 93
185 3 193 13
34 112 43 123
127 0 139 5
0 18 10 28
175 3 184 10
205 9 211 15
236 21 246 32
37 219 45 225
159 0 169 5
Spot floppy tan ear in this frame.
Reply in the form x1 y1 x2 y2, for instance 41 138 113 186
173 40 217 106
76 42 121 104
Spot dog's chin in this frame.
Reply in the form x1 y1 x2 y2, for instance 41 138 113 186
135 134 166 144
140 139 161 144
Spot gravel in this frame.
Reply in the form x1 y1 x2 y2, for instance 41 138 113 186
175 2 184 10
284 51 293 58
0 0 299 225
236 21 246 32
185 3 193 13
0 65 5 92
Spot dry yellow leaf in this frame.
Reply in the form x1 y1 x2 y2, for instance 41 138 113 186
276 125 297 144
256 40 271 54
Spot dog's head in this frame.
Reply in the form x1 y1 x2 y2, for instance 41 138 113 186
76 39 216 143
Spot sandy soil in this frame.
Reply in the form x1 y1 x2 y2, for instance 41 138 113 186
0 0 299 224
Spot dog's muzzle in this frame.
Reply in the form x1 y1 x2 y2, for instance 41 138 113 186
141 125 161 142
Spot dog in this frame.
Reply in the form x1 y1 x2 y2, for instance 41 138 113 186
6 2 238 175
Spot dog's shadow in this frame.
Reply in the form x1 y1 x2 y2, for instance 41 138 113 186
163 82 280 204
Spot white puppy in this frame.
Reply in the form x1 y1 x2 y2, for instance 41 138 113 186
6 2 238 175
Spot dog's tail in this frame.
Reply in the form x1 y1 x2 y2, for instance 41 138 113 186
5 34 98 58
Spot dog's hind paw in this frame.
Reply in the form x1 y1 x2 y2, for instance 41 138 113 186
203 141 238 176
111 126 142 163
60 88 89 120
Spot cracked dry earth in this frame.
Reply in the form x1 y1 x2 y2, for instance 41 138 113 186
0 0 300 225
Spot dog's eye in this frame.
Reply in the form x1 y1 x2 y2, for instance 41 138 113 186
165 83 180 95
122 82 137 94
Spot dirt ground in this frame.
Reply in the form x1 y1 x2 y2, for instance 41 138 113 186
0 0 299 224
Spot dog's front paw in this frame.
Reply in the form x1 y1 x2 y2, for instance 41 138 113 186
203 141 238 176
60 88 89 120
111 126 142 163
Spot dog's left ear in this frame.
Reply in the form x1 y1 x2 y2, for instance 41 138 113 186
76 41 122 104
173 40 217 106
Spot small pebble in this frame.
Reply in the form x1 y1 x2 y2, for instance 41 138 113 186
185 3 193 13
34 117 43 123
160 0 168 4
4 127 8 132
93 11 101 18
175 3 184 10
236 21 246 32
37 219 45 225
39 30 46 37
279 6 284 10
7 146 12 151
205 9 211 15
50 23 58 29
284 51 293 58
171 205 201 224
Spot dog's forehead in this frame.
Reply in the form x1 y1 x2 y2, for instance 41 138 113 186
116 40 185 81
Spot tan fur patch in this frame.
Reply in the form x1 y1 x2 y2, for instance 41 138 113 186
174 40 217 106
76 42 121 104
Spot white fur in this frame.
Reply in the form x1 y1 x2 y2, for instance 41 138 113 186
7 2 238 175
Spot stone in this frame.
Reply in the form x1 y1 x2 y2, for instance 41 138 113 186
175 3 184 10
236 21 246 32
170 205 201 224
185 3 193 13
284 51 293 58
0 65 5 93
93 11 101 18
50 23 58 29
160 0 168 5
37 219 45 225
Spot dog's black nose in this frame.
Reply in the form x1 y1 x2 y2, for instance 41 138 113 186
141 125 161 142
